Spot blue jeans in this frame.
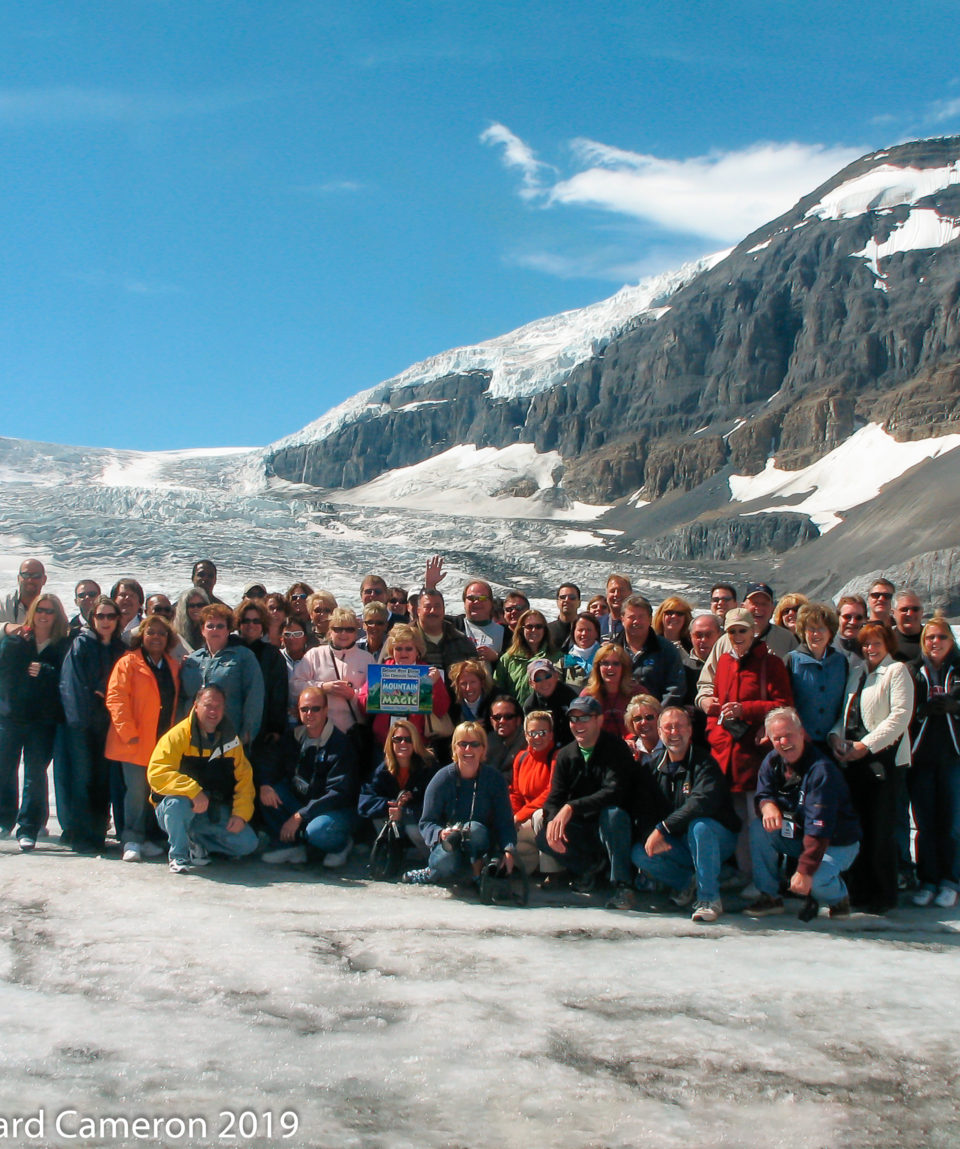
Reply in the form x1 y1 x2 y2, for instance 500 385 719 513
535 806 633 883
155 796 258 865
0 719 55 838
260 779 357 853
428 820 490 881
749 818 860 906
632 818 738 904
66 724 111 850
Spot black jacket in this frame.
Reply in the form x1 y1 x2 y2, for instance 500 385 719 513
0 632 68 724
543 729 635 822
639 743 741 839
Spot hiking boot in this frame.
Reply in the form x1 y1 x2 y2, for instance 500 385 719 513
744 893 785 918
670 877 697 907
605 883 638 911
828 896 851 919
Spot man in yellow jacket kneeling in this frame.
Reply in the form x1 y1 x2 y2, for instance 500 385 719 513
148 684 259 873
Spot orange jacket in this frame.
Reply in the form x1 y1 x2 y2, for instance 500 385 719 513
509 745 556 824
105 649 180 767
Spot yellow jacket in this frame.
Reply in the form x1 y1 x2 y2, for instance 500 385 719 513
147 713 255 823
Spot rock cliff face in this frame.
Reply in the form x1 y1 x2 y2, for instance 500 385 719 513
266 136 960 511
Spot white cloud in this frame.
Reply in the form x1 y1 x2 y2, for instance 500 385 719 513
484 125 862 244
480 122 554 197
551 138 863 242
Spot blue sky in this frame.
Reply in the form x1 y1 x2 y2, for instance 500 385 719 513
2 1 959 451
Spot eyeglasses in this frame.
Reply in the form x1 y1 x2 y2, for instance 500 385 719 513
289 593 308 601
711 595 733 604
76 590 99 599
187 601 205 610
869 591 893 600
391 735 413 744
456 740 483 750
898 606 922 614
150 606 174 617
503 604 525 614
663 610 686 618
299 705 325 714
569 714 596 724
283 629 305 638
523 623 545 631
465 594 490 603
18 571 44 580
312 606 333 615
533 672 554 683
241 617 263 626
388 598 406 607
598 660 622 668
840 613 865 622
491 713 519 723
34 606 56 615
331 626 357 634
93 612 118 621
527 728 551 738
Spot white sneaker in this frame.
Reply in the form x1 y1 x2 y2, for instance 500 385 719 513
18 837 36 853
140 840 165 858
322 836 354 868
262 844 307 865
934 885 958 909
122 842 142 863
912 886 936 907
169 858 193 874
691 899 722 923
189 842 211 867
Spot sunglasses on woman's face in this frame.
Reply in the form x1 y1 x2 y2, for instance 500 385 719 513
94 612 118 621
391 735 413 745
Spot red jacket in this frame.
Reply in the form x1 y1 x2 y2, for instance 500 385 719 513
706 642 792 792
509 744 556 824
105 649 180 767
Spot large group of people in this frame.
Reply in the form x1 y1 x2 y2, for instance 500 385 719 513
1 556 957 924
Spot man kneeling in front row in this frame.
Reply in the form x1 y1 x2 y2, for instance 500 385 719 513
257 687 359 867
631 706 741 923
147 684 259 873
746 707 861 920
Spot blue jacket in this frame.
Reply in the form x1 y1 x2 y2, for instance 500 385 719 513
612 631 686 706
785 644 848 744
264 725 359 822
756 743 860 848
419 763 517 852
358 755 438 821
59 627 126 731
179 644 265 745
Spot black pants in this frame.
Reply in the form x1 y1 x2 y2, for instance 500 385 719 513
844 758 901 911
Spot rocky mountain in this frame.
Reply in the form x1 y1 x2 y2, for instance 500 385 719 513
4 137 960 612
259 135 960 609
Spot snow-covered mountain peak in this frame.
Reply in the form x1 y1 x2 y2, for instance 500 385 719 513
804 158 960 222
267 251 727 454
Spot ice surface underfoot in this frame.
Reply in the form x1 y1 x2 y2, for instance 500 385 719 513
1 839 958 1149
